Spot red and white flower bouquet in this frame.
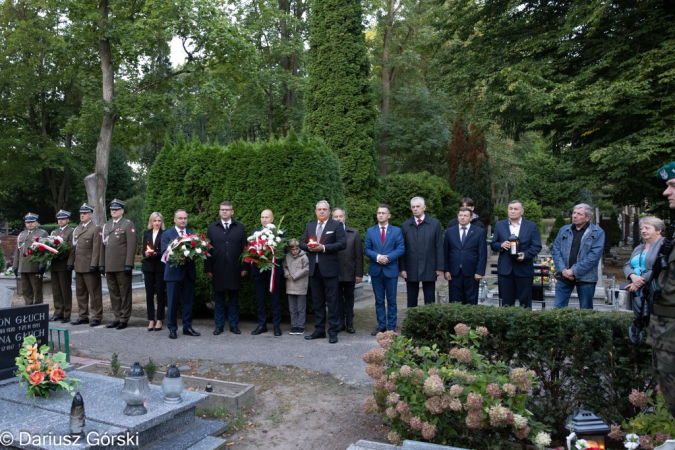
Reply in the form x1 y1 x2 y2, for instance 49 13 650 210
162 233 211 267
241 219 286 272
23 235 70 264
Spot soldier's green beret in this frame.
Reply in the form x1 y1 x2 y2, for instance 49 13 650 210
656 161 675 186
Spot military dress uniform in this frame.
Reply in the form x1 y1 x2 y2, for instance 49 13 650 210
70 204 103 325
647 161 675 417
99 199 136 329
50 210 75 322
13 213 49 305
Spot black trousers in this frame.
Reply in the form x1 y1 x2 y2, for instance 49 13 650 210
338 281 356 325
498 274 533 308
449 269 479 305
144 271 165 321
310 268 340 337
406 281 436 308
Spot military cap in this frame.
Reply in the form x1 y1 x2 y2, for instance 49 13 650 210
109 198 125 210
23 212 38 222
79 203 95 213
657 161 675 186
56 209 71 219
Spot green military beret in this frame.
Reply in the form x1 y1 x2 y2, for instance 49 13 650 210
657 161 675 186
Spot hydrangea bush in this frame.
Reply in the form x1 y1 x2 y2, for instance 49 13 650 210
362 326 551 449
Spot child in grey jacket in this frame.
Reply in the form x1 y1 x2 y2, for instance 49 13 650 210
283 238 310 335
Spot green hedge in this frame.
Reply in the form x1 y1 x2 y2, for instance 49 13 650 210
402 304 654 438
144 131 345 312
379 172 461 227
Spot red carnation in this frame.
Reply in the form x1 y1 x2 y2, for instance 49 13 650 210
207 243 212 248
34 237 40 242
200 234 205 238
182 258 186 262
27 249 32 255
244 256 252 263
38 245 45 252
191 241 197 248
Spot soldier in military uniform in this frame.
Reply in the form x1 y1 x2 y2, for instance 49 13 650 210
648 161 675 417
99 199 137 330
50 210 75 323
12 213 49 305
70 204 103 326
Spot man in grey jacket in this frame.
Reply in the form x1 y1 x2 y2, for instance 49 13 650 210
332 207 363 333
399 197 444 307
551 203 605 309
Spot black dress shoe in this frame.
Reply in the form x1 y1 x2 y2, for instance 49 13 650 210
346 325 356 334
61 318 71 324
371 327 386 336
251 325 268 335
106 321 121 329
169 330 177 339
274 326 282 337
89 320 101 327
183 328 201 336
213 327 224 335
329 335 338 344
50 316 62 322
229 327 241 334
116 322 128 330
71 318 89 325
338 325 346 332
304 331 326 340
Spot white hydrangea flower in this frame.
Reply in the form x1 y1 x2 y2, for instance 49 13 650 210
624 434 640 450
533 432 551 449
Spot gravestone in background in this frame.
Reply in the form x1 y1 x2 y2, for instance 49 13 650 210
0 303 49 380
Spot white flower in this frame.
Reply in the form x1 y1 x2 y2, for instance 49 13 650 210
195 248 202 254
575 439 589 450
624 434 640 450
533 432 551 449
184 250 190 256
266 224 276 229
278 230 284 235
254 231 261 237
201 241 207 247
275 237 281 242
247 236 255 242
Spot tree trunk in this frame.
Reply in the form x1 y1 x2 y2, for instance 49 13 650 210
87 0 117 226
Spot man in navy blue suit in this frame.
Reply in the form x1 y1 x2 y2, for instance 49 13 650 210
490 200 542 307
161 209 201 339
444 207 487 304
365 204 405 335
300 201 347 344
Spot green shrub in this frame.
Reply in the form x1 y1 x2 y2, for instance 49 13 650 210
123 194 145 246
0 247 5 271
363 329 550 449
144 131 344 312
547 212 567 246
522 200 543 231
492 205 507 228
401 304 654 439
379 172 461 227
38 223 59 234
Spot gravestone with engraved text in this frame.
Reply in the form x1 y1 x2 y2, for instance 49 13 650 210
0 303 49 380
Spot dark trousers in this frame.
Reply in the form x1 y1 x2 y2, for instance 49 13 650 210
406 281 435 308
144 271 165 321
338 281 356 325
310 268 340 336
214 290 240 328
166 276 195 331
450 269 479 305
254 271 283 327
52 270 73 319
372 274 398 330
498 274 533 308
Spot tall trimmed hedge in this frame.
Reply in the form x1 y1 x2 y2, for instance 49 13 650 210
304 0 377 233
402 304 654 438
144 132 344 311
379 172 461 227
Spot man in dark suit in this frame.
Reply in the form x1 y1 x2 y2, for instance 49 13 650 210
332 207 363 333
490 200 542 307
161 209 200 339
300 200 347 344
444 207 488 304
250 209 284 336
399 196 443 307
365 204 405 335
205 201 248 336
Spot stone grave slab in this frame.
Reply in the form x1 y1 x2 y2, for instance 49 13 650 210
0 304 49 380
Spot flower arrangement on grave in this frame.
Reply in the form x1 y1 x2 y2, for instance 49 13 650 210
534 256 555 284
162 233 211 267
605 386 675 449
241 218 286 272
22 235 70 264
15 335 79 398
362 325 551 448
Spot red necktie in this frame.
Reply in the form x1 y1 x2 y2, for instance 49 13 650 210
417 219 422 226
381 227 385 244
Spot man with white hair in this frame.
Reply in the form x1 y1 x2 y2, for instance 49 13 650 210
399 197 444 307
551 203 605 309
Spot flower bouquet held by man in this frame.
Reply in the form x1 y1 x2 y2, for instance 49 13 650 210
22 235 70 265
15 335 79 398
162 233 211 267
241 218 286 272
